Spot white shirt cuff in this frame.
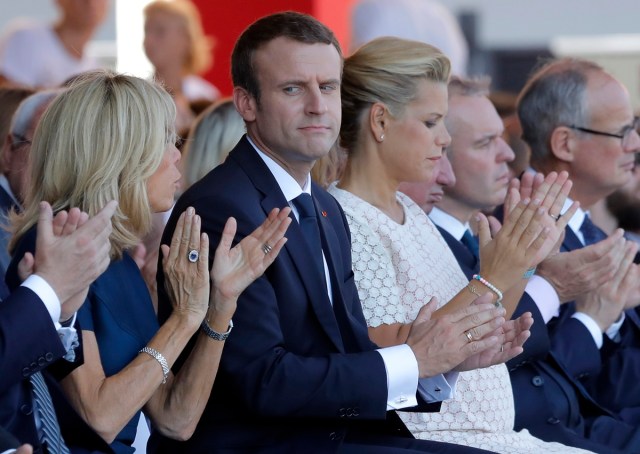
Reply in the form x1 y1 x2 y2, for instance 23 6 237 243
605 312 625 341
377 344 419 410
22 274 62 329
525 276 561 323
572 312 603 348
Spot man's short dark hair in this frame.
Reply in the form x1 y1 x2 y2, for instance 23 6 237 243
231 11 342 103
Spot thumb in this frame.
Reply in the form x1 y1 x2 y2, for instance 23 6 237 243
18 252 35 282
415 297 437 323
476 213 491 247
36 202 54 246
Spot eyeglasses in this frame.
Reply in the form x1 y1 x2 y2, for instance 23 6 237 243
9 134 31 150
568 116 640 148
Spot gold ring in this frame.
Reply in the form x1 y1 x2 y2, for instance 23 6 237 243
464 331 473 343
549 213 560 221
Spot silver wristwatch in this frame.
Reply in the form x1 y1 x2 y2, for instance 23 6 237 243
201 319 233 341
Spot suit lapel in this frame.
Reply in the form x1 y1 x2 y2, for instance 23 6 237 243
231 140 345 352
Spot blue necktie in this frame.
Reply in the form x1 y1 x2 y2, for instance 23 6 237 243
580 215 607 246
461 229 480 261
292 194 325 278
30 372 70 454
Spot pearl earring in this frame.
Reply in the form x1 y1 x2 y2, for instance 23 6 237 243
379 134 385 142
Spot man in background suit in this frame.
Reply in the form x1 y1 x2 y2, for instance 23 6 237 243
0 89 62 300
518 58 640 421
0 201 116 453
152 11 523 453
401 74 640 453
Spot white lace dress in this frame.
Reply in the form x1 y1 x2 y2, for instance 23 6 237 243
328 185 592 454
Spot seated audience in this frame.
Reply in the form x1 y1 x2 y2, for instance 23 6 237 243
1 200 117 453
518 58 640 422
0 0 108 88
329 36 587 453
423 74 640 454
153 11 517 453
143 0 220 134
6 70 291 453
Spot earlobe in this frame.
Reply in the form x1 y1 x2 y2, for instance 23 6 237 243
369 103 387 143
233 87 257 122
549 126 575 163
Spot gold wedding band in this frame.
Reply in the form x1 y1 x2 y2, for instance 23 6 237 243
464 331 473 343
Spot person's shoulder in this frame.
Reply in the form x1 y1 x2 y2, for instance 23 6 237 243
182 75 220 102
0 19 46 44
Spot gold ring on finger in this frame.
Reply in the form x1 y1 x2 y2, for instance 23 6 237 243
464 330 473 343
549 213 560 221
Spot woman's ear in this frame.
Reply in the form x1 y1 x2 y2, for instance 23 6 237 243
369 102 388 143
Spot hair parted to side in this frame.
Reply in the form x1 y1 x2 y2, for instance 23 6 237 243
517 58 603 166
182 98 245 189
340 37 450 152
10 70 176 259
231 11 342 102
144 0 213 74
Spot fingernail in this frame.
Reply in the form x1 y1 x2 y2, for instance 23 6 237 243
533 198 541 206
187 207 195 215
522 198 530 205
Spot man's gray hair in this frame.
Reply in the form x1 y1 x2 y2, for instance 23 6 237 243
517 58 603 166
9 89 64 144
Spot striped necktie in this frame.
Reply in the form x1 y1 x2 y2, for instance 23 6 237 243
579 214 607 246
30 372 70 454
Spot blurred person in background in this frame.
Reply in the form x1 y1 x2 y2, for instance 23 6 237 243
0 0 108 88
144 0 220 135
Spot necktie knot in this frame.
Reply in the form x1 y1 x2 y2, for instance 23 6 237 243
580 214 607 246
293 193 316 220
461 229 480 260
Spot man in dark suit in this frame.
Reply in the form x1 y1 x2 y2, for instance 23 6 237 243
518 58 640 421
152 12 526 453
0 201 116 453
0 89 62 300
408 74 640 453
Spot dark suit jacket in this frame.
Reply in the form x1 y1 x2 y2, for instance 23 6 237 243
435 224 640 453
0 184 18 300
151 138 440 453
3 236 114 454
556 226 640 423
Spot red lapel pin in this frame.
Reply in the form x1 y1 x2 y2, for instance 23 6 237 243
321 211 328 217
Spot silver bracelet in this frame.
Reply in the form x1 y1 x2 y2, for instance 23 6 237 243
139 346 169 384
201 318 233 341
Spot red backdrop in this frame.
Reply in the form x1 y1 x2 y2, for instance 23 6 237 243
192 0 358 96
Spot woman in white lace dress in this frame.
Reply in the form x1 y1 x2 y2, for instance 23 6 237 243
328 37 590 453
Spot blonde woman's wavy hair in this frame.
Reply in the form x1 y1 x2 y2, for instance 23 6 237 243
10 70 176 259
144 0 214 75
340 36 451 152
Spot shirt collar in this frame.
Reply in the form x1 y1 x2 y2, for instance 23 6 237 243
247 135 312 202
429 206 469 241
0 174 19 207
561 196 586 237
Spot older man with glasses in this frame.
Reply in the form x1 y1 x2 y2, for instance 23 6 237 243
517 57 640 428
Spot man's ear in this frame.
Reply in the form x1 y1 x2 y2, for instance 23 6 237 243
549 126 576 163
369 102 388 143
233 87 257 122
0 135 13 172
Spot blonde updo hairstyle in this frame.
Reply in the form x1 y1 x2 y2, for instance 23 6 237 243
340 37 451 152
10 70 176 259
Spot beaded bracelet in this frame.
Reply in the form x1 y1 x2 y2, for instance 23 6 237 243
139 346 169 384
472 274 504 308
